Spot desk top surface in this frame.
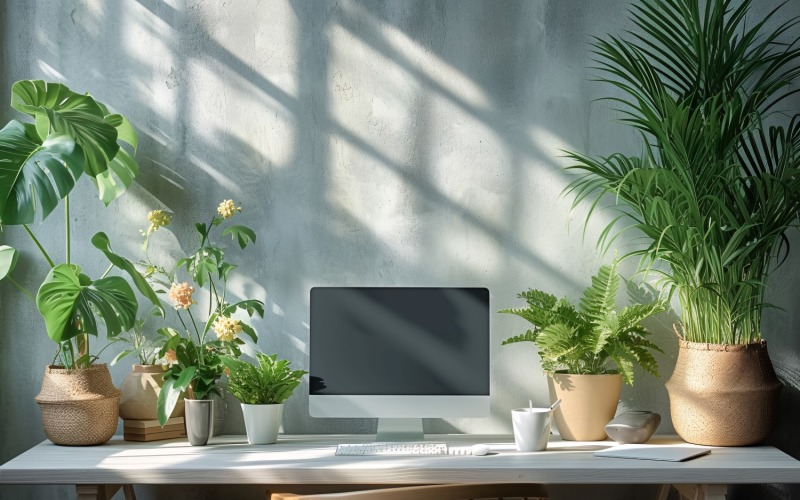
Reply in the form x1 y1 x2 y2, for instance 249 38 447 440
1 434 799 485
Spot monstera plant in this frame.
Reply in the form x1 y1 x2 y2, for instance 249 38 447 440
0 80 161 369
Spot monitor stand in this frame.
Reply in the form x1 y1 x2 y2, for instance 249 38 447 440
376 418 424 441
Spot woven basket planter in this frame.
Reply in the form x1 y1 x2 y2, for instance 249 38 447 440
665 340 782 446
35 364 121 446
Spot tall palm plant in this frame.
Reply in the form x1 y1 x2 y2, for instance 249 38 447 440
565 0 800 345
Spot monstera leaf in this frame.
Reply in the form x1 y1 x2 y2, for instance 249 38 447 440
93 103 139 205
11 80 119 178
91 232 164 316
0 245 18 280
36 264 138 343
1 80 141 218
0 121 85 224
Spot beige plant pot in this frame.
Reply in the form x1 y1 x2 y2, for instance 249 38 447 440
119 364 185 420
35 364 121 446
547 373 622 441
665 340 782 446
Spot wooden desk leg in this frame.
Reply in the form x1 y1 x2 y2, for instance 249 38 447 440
673 484 729 500
76 484 122 500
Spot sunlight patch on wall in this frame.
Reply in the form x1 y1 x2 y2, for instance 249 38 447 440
527 125 576 171
186 152 240 194
327 141 420 263
435 220 501 277
328 24 422 169
36 61 66 82
347 2 491 112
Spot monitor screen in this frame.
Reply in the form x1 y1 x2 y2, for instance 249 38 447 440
309 287 490 403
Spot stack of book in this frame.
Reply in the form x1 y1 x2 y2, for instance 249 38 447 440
123 417 186 442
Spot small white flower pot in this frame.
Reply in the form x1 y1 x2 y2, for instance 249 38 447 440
241 403 283 445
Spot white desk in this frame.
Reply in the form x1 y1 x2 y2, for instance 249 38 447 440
1 435 799 500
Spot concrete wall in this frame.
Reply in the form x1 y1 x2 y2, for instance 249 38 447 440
0 1 798 499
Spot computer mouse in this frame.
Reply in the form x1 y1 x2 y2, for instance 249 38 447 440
471 444 490 456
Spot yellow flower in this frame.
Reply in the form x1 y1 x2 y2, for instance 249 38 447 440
168 282 196 310
213 315 242 342
217 199 241 219
147 209 171 232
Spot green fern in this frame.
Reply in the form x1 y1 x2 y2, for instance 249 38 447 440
500 258 665 385
224 353 307 405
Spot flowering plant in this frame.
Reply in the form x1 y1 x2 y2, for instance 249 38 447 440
138 201 264 426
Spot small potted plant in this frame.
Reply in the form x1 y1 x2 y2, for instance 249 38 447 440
0 80 162 446
224 353 307 445
112 306 185 421
146 200 264 446
500 259 665 440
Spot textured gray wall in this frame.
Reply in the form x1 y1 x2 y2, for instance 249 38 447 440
0 1 798 499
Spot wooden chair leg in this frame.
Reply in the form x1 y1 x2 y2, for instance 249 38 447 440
123 484 137 500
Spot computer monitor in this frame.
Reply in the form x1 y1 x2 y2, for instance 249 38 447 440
309 287 490 441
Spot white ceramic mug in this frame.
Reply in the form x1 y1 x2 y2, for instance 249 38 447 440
511 408 551 452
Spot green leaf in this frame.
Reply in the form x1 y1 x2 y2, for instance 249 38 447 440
222 225 257 249
0 245 19 280
90 232 164 316
173 365 197 391
579 260 620 325
11 80 119 178
36 264 137 343
224 299 265 318
157 378 181 426
0 121 84 224
93 147 138 205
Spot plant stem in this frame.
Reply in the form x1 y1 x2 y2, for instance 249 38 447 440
65 196 71 266
208 273 214 317
8 277 35 304
187 308 203 344
100 263 114 279
22 225 55 268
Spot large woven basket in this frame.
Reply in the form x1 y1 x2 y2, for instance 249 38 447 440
665 340 782 446
35 364 121 446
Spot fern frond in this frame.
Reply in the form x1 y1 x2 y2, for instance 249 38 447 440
579 260 621 324
585 311 619 355
607 344 637 385
501 329 538 345
536 324 580 368
618 302 666 331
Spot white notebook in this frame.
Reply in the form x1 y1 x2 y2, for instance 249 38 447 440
594 444 711 462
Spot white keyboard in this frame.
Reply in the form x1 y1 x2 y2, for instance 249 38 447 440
335 442 449 456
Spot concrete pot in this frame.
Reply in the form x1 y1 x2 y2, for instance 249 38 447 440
184 399 214 446
241 403 283 445
119 364 184 420
547 372 622 441
35 364 121 446
665 340 782 446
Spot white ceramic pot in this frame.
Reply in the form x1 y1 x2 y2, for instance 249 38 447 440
241 403 283 445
